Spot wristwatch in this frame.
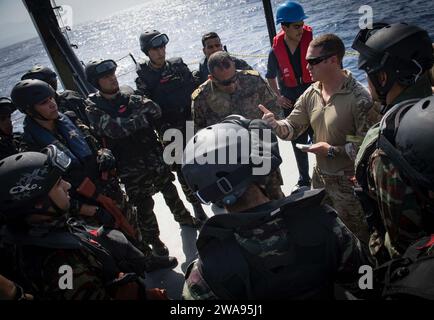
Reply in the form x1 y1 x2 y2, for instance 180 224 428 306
327 146 336 159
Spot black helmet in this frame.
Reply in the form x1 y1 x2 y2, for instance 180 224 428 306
0 145 71 218
0 97 17 116
393 96 434 190
10 79 55 115
139 30 169 54
182 115 282 206
84 59 117 89
21 64 58 90
352 23 434 101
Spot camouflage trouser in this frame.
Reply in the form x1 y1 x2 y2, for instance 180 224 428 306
312 166 369 243
264 168 285 200
119 166 190 244
161 123 201 206
97 176 143 244
174 163 201 205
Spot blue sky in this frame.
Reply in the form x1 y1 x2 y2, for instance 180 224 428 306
0 0 147 48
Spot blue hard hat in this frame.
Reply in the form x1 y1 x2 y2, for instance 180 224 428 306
276 1 308 24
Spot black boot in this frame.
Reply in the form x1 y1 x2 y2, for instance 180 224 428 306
150 238 169 256
176 214 202 228
144 255 178 272
291 179 311 195
192 203 208 221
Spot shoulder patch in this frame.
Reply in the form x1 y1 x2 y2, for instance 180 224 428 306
191 87 203 100
242 69 260 77
167 57 183 65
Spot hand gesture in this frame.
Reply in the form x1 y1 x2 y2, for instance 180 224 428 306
258 104 278 129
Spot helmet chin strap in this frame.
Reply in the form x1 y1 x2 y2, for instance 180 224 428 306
21 196 67 221
27 107 49 121
48 197 68 216
368 72 396 114
37 196 67 217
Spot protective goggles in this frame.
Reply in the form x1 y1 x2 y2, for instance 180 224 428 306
351 23 390 73
95 60 117 74
149 33 169 49
0 97 16 115
42 144 71 173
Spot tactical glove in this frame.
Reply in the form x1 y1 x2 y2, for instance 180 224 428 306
97 148 116 172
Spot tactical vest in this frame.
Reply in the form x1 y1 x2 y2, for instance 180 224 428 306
136 58 194 126
0 219 146 296
0 221 120 296
192 189 343 299
374 234 434 300
355 99 421 233
23 114 97 187
87 88 161 168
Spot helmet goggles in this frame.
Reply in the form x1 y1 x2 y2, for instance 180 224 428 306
42 144 71 174
95 60 117 75
351 23 390 74
149 33 169 49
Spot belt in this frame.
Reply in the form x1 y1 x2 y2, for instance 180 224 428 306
315 167 355 177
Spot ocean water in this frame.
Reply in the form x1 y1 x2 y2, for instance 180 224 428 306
1 0 433 124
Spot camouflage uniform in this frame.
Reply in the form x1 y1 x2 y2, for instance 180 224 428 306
135 58 203 208
0 132 19 159
86 89 194 244
0 220 146 300
183 190 372 300
359 75 434 263
276 70 373 242
19 112 141 240
55 90 90 126
192 69 285 200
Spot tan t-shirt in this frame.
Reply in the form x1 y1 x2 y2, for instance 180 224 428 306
284 70 373 175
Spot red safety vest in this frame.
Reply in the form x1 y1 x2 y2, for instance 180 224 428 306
272 25 313 88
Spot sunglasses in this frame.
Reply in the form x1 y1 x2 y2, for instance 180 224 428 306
306 53 336 66
213 73 238 86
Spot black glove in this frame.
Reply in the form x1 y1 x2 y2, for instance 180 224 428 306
95 206 116 227
132 112 149 130
97 148 116 172
142 99 162 121
128 95 144 111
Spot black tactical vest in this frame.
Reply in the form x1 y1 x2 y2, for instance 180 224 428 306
374 235 434 300
136 58 195 126
195 189 342 299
